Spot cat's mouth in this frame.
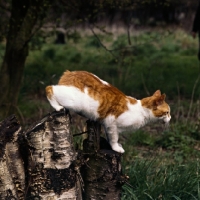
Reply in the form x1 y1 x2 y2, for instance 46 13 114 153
159 121 170 130
163 115 171 124
164 121 170 127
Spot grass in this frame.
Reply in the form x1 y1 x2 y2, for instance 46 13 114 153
122 159 200 200
9 28 200 199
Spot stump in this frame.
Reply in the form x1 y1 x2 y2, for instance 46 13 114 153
81 120 124 200
0 115 25 199
25 111 82 199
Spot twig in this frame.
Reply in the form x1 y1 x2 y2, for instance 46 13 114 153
92 24 113 35
127 24 132 45
89 25 118 60
23 17 45 48
73 131 88 137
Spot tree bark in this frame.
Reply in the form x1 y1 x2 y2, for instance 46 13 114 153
25 110 82 199
0 0 52 119
81 121 124 200
0 115 25 199
0 113 126 199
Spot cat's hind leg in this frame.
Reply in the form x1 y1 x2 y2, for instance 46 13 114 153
45 86 64 111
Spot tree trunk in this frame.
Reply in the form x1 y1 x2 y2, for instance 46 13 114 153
0 115 25 199
25 110 82 199
0 0 52 119
81 121 125 200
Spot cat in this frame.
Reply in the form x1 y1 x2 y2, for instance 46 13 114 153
46 70 171 153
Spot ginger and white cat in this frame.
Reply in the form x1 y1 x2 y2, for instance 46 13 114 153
46 70 171 153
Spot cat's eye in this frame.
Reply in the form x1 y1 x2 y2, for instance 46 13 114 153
165 112 169 115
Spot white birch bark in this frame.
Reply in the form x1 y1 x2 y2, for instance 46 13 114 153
0 115 25 199
25 111 82 200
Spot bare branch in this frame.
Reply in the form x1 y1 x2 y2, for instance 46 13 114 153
89 24 118 59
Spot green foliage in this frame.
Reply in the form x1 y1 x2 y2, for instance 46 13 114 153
122 159 200 200
21 30 200 100
156 124 200 162
122 122 200 163
85 35 101 48
112 35 128 49
66 30 81 43
29 35 46 50
121 123 200 198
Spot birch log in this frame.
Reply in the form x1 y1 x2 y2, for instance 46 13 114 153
25 111 82 200
0 115 25 199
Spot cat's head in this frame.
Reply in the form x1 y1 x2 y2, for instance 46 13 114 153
141 90 171 124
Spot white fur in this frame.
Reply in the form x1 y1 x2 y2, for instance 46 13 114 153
49 85 99 120
102 100 159 153
47 86 171 153
163 106 171 123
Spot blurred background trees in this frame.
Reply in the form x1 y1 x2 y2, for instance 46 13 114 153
0 0 198 120
0 0 53 119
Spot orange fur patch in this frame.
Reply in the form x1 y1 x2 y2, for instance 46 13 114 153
58 70 129 119
45 86 53 100
127 97 137 104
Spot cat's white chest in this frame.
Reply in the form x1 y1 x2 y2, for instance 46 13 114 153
115 101 153 132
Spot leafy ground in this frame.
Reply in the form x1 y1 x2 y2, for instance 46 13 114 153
2 28 200 199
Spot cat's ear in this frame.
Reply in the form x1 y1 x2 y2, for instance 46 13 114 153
155 94 166 106
153 90 161 97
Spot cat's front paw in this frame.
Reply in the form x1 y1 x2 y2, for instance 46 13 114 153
55 105 64 111
111 143 125 153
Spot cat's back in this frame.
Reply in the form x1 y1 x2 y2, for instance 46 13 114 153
58 70 124 96
58 70 107 91
57 70 129 118
58 70 107 89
